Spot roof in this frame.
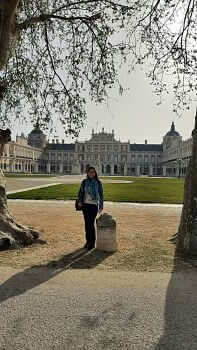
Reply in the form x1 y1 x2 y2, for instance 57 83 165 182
165 122 180 137
30 119 44 134
130 144 163 152
48 143 75 151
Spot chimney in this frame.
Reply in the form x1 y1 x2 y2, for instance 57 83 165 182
56 139 59 144
145 140 148 144
62 139 64 144
52 139 55 144
102 127 104 132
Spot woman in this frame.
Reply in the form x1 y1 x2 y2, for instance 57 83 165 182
77 166 104 250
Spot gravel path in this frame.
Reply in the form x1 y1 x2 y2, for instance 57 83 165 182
5 175 132 192
0 200 181 271
1 268 197 350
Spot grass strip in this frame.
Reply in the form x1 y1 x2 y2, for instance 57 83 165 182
7 177 184 204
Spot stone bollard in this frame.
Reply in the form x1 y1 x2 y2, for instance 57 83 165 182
96 212 118 252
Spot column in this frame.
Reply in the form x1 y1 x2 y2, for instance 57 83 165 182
47 162 51 173
149 165 153 176
9 163 13 173
22 162 25 173
111 164 114 176
97 163 102 176
59 163 63 174
136 165 140 176
162 166 166 177
124 164 127 176
34 162 39 173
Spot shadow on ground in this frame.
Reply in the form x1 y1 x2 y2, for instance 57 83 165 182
154 252 197 349
0 247 113 303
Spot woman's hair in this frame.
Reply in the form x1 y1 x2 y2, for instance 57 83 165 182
87 166 100 182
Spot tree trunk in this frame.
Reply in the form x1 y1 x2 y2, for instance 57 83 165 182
0 0 20 70
0 170 39 250
0 2 41 250
176 111 197 255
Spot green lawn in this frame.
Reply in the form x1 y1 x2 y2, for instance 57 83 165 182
7 177 185 204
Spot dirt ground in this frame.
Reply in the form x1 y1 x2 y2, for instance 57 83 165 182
0 200 189 272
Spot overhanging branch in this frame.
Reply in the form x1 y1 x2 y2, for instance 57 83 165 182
18 12 101 30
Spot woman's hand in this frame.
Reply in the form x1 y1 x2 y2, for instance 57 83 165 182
78 202 83 208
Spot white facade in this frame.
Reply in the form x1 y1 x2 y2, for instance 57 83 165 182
162 123 192 177
46 128 163 176
0 134 45 173
1 122 193 177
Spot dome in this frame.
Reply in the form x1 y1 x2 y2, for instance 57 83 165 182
165 122 180 137
30 119 43 134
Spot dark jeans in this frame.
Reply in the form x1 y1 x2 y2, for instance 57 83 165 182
82 203 98 244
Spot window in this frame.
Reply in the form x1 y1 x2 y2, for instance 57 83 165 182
100 154 105 161
100 145 105 151
78 144 84 152
64 154 68 161
94 145 98 150
57 154 62 161
87 154 91 161
107 145 112 151
78 154 84 161
121 145 127 152
121 155 127 162
51 153 55 160
144 156 149 163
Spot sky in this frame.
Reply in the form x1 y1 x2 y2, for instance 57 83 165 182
13 66 196 145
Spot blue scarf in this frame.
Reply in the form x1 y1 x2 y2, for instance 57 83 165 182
85 178 99 201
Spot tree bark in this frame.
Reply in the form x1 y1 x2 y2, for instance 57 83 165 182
0 170 39 250
0 0 20 70
0 2 41 250
176 111 197 255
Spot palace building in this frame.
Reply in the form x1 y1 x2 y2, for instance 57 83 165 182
0 121 192 177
